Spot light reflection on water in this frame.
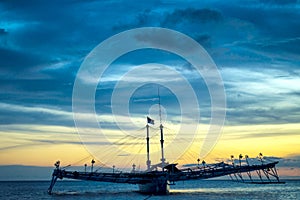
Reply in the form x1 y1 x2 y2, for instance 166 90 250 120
172 188 231 193
168 180 300 200
0 180 299 200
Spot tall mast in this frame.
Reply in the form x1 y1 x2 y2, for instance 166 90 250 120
146 123 151 171
158 87 165 169
158 87 162 124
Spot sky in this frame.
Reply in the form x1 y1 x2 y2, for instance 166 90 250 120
0 0 300 179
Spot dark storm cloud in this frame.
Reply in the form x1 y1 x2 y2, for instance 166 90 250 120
240 37 300 62
1 0 298 69
259 0 298 5
113 7 221 49
112 7 222 34
161 8 222 26
218 1 300 39
112 9 158 31
0 28 7 35
194 34 211 48
0 0 299 128
0 0 114 63
0 48 47 72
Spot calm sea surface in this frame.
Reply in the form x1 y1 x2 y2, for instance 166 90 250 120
0 180 299 200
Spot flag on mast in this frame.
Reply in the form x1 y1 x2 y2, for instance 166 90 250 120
147 116 154 125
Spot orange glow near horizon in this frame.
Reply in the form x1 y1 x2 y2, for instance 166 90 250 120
0 123 299 177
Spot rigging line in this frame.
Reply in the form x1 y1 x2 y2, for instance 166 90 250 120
93 156 110 168
119 139 145 147
91 139 131 159
70 132 145 170
91 145 128 166
186 149 200 161
100 136 144 165
179 152 194 165
205 148 227 161
180 141 212 164
126 126 147 136
115 155 137 172
118 129 149 139
113 136 144 146
136 125 147 132
122 142 146 172
137 142 146 154
158 86 162 125
117 142 144 154
174 151 194 161
177 145 200 162
118 125 147 138
133 148 145 170
92 158 109 170
100 139 140 159
163 126 177 132
67 152 98 167
75 137 144 167
104 134 142 149
86 161 107 173
148 126 160 131
172 137 196 143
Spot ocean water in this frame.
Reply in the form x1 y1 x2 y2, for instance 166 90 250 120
0 179 299 200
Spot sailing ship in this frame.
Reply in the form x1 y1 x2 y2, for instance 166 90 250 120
48 116 284 195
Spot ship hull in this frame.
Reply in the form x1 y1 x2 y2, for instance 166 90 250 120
138 180 170 194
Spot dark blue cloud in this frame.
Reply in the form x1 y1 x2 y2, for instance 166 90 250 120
161 8 223 25
0 0 299 128
259 0 298 5
233 4 298 40
0 47 46 71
